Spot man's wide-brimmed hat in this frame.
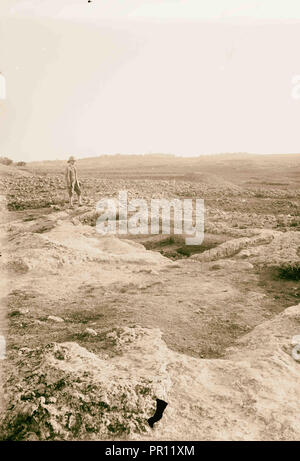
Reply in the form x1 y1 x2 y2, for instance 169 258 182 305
67 156 75 163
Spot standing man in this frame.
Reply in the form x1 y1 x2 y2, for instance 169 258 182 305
65 156 82 207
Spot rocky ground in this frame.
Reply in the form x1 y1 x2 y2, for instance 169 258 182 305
0 158 299 441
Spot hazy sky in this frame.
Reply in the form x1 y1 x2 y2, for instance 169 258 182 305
1 1 300 161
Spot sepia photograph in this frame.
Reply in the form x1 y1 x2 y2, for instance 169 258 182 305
0 0 299 450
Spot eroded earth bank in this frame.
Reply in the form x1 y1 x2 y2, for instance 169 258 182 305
0 162 299 441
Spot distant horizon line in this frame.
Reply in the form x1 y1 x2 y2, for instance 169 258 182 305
24 151 300 164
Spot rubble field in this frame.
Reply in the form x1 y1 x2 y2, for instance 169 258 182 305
0 154 299 440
